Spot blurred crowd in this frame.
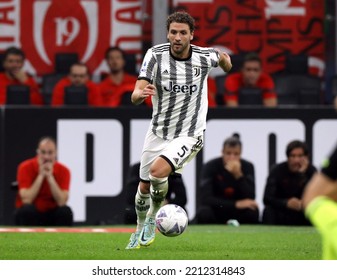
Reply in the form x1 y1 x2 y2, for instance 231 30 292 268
1 46 336 108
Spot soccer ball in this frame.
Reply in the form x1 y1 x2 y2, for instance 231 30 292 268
155 204 188 237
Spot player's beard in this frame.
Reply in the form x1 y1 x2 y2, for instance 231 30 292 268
171 42 189 58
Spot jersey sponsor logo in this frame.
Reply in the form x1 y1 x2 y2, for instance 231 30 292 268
164 81 198 95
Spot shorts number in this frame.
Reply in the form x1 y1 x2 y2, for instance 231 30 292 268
177 145 188 157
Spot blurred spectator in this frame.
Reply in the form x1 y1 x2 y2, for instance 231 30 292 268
262 140 317 225
196 134 259 224
224 52 277 107
124 162 187 224
51 62 102 106
0 46 43 105
15 136 73 226
99 46 138 107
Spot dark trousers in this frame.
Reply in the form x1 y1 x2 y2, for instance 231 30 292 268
124 206 137 225
262 206 311 226
196 205 259 224
15 204 73 226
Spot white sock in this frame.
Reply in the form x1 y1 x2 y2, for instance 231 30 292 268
147 175 168 219
134 185 150 232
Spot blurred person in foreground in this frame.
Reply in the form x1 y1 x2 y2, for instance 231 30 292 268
303 144 337 259
197 134 259 224
15 136 73 226
125 10 232 249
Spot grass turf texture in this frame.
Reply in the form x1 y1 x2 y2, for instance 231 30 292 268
0 225 321 260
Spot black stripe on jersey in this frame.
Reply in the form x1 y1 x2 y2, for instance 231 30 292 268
153 44 170 54
174 59 193 138
162 56 178 139
192 47 211 56
146 55 157 83
188 55 208 136
152 53 163 132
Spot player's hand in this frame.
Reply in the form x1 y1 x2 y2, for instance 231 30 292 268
140 84 156 100
216 49 232 72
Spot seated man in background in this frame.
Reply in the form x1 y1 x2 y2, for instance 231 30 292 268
124 162 187 224
0 46 43 105
15 136 73 226
197 134 259 224
224 52 277 107
51 62 102 106
99 46 138 107
263 140 317 225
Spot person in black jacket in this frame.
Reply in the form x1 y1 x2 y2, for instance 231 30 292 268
196 134 259 224
124 162 187 224
263 140 317 225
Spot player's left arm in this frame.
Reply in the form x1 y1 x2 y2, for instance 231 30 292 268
216 50 232 73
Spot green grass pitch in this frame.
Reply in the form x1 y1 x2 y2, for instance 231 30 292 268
0 225 321 260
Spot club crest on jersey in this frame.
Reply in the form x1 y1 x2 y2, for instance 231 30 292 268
164 81 198 95
193 66 201 77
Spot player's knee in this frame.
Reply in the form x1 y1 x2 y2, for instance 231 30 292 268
149 157 172 178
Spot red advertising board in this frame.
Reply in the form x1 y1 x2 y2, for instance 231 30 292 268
0 0 325 76
172 0 325 76
0 0 144 76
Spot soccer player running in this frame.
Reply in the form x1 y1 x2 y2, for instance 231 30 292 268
126 11 232 249
302 144 337 259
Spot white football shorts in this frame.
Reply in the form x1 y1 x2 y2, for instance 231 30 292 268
139 129 204 181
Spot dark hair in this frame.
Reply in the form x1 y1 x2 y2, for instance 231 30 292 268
166 11 195 32
286 140 309 157
243 52 261 65
4 46 25 60
105 46 125 60
223 133 241 149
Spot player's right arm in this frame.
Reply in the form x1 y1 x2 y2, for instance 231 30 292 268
131 79 155 105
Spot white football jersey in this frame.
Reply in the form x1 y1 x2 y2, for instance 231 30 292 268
139 43 220 140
